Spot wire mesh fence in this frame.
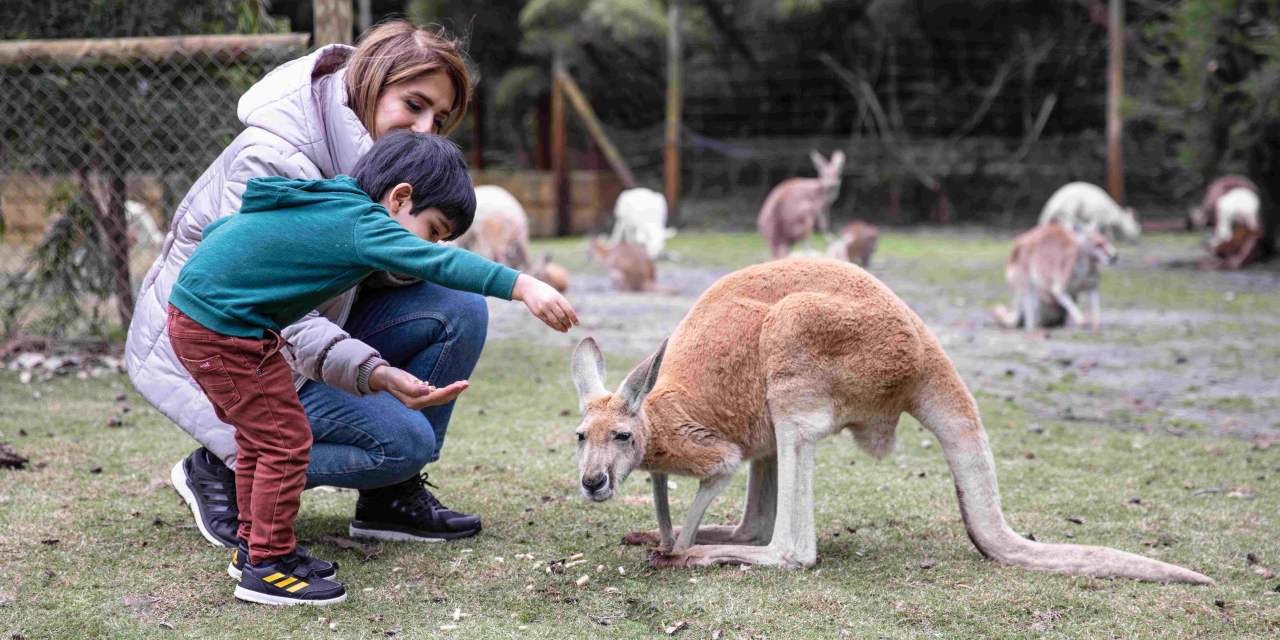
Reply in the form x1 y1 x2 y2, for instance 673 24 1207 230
0 34 308 339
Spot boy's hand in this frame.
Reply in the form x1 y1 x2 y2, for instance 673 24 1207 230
512 273 579 332
368 365 469 410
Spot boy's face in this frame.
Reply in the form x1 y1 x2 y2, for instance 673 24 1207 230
382 183 453 243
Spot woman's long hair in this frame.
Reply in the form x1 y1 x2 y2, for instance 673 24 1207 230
344 20 473 136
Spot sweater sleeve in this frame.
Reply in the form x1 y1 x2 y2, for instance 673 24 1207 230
353 212 520 300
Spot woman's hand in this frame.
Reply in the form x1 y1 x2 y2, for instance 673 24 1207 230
512 273 579 332
368 364 469 410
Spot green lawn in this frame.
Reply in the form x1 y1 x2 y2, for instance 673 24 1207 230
1 231 1277 638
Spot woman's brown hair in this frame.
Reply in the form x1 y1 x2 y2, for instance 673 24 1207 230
344 20 473 136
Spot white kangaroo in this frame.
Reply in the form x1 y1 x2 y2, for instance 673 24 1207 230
611 187 676 260
1038 182 1141 242
454 185 531 270
570 258 1212 584
757 151 845 258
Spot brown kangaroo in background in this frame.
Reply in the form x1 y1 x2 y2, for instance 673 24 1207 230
570 258 1211 584
757 151 845 258
825 220 879 267
587 236 657 292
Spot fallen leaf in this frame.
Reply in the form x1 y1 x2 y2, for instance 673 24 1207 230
663 620 689 635
918 558 936 569
1065 516 1084 525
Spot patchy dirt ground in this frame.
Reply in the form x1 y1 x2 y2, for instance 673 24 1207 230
496 230 1280 443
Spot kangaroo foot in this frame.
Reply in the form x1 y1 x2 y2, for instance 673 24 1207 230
648 543 805 569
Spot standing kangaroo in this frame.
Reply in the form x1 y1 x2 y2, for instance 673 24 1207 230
757 151 845 258
570 259 1211 584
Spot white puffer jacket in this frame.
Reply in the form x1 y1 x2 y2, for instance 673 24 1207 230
125 46 384 467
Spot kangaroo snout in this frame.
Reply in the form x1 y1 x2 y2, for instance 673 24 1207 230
581 472 612 500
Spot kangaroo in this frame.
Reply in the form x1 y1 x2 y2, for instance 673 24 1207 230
1189 175 1258 230
992 223 1116 331
1206 188 1263 270
757 151 845 258
825 220 879 267
569 258 1210 584
529 253 571 293
454 185 531 270
587 236 657 292
1038 182 1140 242
611 187 677 260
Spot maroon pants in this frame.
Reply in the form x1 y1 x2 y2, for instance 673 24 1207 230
167 306 311 564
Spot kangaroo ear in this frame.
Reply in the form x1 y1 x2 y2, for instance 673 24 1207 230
617 338 668 415
830 150 846 171
572 337 608 412
809 150 826 171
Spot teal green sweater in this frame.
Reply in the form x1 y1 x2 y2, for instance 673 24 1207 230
170 176 519 338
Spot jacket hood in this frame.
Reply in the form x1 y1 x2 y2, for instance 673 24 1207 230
239 176 373 214
237 45 372 177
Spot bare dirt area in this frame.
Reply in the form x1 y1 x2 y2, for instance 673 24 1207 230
495 231 1280 443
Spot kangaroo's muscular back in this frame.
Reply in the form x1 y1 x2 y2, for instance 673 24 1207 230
642 259 927 472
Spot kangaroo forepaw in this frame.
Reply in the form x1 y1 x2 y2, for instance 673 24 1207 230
648 549 695 568
622 531 663 547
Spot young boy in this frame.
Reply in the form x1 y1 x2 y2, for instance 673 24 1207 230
167 132 577 606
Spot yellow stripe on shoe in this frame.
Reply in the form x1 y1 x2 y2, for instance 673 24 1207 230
263 572 285 584
275 577 297 588
286 581 308 593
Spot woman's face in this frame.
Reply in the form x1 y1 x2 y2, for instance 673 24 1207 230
371 71 457 139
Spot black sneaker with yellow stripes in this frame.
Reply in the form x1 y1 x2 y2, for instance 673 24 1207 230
227 539 337 581
233 554 347 606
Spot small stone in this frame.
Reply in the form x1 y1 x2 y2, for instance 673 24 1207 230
575 574 590 587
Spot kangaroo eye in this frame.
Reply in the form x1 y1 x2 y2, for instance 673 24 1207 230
576 432 585 442
614 432 632 442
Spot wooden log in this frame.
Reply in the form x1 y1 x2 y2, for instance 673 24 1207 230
555 69 636 189
0 33 309 66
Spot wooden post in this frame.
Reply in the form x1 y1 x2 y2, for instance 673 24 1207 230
551 52 571 236
471 87 485 170
1105 0 1124 205
313 0 353 46
664 0 683 223
556 69 636 188
357 0 373 33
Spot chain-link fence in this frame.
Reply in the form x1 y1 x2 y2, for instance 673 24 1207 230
0 34 308 339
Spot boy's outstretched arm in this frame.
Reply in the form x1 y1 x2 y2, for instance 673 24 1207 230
512 274 579 332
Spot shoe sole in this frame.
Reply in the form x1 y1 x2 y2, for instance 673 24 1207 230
170 459 231 548
233 585 346 606
348 523 479 542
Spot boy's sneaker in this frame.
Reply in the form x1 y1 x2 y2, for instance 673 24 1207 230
234 554 347 606
349 474 481 542
170 447 239 547
227 539 337 581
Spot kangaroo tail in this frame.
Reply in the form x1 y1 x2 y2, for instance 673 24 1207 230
909 343 1213 585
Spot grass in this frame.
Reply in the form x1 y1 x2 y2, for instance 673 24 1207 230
2 231 1279 638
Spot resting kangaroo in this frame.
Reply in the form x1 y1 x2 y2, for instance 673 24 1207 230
570 258 1211 584
992 223 1116 331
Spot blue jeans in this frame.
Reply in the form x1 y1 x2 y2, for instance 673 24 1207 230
299 280 488 490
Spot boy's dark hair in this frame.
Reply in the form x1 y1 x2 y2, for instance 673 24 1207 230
351 131 475 240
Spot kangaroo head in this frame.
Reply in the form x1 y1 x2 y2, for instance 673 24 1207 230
810 150 845 197
570 337 667 502
1084 229 1118 266
1118 206 1141 241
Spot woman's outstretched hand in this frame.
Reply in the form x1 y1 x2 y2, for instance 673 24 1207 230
368 364 469 410
512 273 579 332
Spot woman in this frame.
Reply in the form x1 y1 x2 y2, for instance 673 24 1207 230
126 20 488 548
